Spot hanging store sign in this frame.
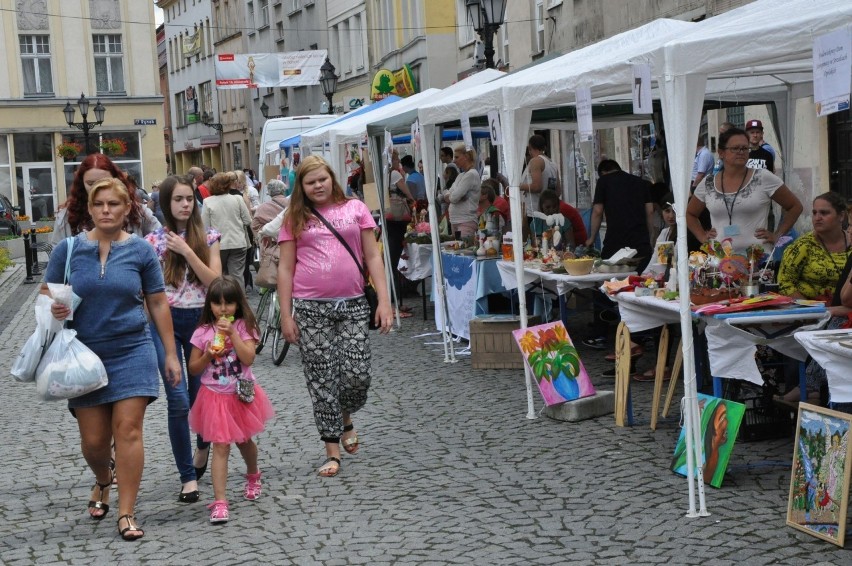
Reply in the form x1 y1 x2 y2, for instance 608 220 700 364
370 65 419 100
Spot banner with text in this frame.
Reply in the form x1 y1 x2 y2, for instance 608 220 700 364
214 51 327 89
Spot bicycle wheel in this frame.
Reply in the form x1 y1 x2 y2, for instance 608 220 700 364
271 295 290 365
254 289 271 354
271 326 290 365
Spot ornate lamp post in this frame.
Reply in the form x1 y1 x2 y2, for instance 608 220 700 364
320 58 339 115
466 0 507 180
465 0 507 70
63 93 106 155
259 100 285 120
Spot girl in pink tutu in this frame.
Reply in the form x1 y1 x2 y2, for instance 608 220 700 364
188 275 274 524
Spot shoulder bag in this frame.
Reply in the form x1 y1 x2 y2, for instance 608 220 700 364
255 200 287 289
308 206 379 330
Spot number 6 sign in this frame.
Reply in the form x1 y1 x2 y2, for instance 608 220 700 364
487 110 502 146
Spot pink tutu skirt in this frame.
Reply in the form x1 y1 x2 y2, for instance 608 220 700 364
189 384 275 444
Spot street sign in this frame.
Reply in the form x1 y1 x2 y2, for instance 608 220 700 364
134 119 157 125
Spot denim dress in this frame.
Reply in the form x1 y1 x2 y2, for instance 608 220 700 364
43 234 165 409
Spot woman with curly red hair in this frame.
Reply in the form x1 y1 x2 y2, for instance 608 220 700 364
52 153 160 244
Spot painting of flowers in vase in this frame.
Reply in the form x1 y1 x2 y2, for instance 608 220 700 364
512 321 596 406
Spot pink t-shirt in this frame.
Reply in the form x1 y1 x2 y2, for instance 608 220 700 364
278 199 376 299
191 319 258 394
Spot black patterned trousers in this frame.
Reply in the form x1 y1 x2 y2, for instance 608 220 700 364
293 297 372 442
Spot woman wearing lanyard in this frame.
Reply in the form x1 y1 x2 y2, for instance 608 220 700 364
686 127 802 254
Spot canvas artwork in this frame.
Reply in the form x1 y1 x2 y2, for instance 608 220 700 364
786 403 852 547
512 321 596 406
671 393 746 488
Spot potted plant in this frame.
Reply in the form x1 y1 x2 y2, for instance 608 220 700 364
35 216 55 230
99 138 128 157
0 234 24 259
56 141 83 161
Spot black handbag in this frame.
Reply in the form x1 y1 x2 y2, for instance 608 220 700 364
308 206 379 330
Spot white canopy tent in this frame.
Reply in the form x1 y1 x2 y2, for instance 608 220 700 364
416 0 852 517
362 69 507 361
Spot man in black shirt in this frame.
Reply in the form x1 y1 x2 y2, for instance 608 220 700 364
582 160 655 349
585 159 655 270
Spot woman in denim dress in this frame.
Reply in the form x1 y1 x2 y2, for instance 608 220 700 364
43 178 181 541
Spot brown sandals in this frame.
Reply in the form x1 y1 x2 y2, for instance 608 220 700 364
342 423 360 455
117 514 144 541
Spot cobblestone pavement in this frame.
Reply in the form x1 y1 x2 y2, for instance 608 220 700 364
0 266 847 564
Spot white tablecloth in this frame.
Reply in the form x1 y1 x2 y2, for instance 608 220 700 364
495 261 622 296
610 292 682 333
795 329 852 403
398 243 433 281
609 291 830 386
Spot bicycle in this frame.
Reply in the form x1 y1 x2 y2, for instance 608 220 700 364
254 287 290 365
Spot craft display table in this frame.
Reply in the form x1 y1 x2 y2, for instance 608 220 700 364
608 292 830 428
495 261 630 325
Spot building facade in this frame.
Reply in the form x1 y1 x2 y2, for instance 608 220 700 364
158 0 222 174
0 0 166 219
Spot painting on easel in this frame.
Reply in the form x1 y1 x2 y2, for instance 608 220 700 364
787 403 852 547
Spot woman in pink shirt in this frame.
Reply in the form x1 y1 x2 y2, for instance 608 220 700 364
277 156 393 477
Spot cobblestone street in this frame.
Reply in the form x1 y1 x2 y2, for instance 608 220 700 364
0 265 846 564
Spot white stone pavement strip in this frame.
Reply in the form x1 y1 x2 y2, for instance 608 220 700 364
0 287 845 564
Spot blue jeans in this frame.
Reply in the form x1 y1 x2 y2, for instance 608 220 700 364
150 307 208 483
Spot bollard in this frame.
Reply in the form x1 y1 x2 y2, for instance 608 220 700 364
30 230 41 275
23 232 35 283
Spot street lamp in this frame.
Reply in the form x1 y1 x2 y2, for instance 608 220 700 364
201 111 223 131
465 0 507 70
63 93 106 154
466 0 506 180
319 58 338 115
259 100 286 120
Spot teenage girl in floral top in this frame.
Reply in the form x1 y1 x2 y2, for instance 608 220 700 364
145 174 222 503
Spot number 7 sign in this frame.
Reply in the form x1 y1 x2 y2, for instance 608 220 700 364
632 64 652 115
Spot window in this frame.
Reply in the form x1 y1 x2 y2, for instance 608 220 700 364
456 0 474 45
291 0 301 12
727 106 745 129
232 143 243 170
175 93 186 127
247 1 255 29
276 21 285 42
20 35 53 95
93 34 125 94
199 81 213 118
534 0 545 53
259 0 269 28
353 13 365 70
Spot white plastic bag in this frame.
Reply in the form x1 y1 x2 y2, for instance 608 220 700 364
11 295 62 382
35 329 108 401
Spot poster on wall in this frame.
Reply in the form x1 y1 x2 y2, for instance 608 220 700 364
214 51 327 89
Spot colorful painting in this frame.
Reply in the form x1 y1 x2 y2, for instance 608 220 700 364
786 403 852 547
512 321 596 406
671 394 745 488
